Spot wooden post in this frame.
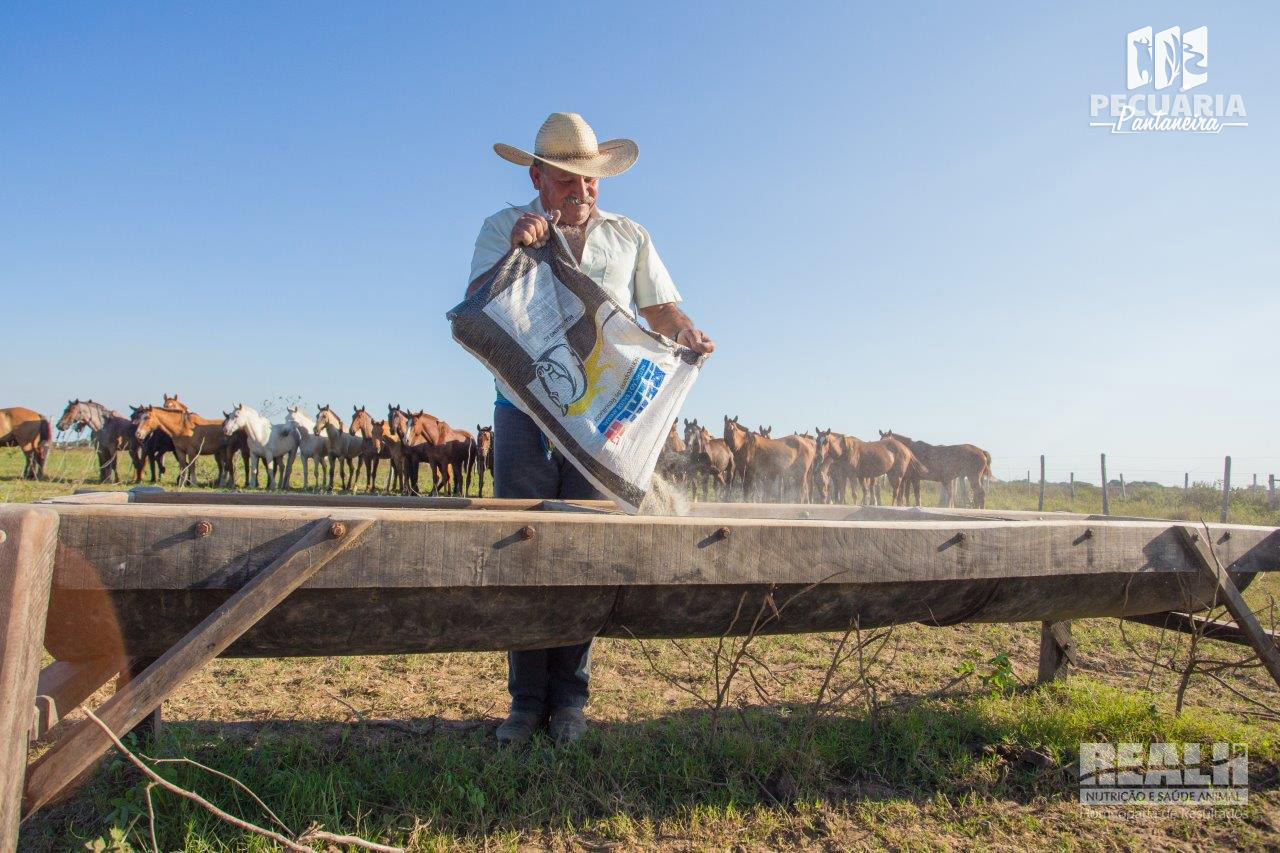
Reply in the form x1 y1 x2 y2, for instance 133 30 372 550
0 507 59 853
1221 456 1231 523
30 658 129 744
1253 473 1258 489
1101 453 1109 516
1184 472 1189 491
1037 621 1075 683
1121 474 1127 500
1269 474 1276 510
1069 472 1075 501
1038 455 1045 512
22 515 372 819
1176 526 1280 692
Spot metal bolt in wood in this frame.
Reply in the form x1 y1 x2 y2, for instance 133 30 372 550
519 525 535 540
329 521 347 539
192 521 213 538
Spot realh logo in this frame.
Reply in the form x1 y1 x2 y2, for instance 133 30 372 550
1091 26 1247 133
1079 742 1249 806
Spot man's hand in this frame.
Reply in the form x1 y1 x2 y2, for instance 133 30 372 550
676 328 716 354
511 209 560 248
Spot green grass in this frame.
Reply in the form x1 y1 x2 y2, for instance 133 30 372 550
11 446 1280 850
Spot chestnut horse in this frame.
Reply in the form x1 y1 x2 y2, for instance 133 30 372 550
57 399 142 483
151 394 249 486
403 410 475 496
878 431 993 508
349 406 399 493
814 430 894 505
0 407 51 479
683 418 734 500
133 406 231 487
735 423 816 503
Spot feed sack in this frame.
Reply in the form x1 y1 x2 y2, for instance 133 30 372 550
449 228 703 512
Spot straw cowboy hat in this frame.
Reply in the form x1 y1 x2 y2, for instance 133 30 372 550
494 112 637 178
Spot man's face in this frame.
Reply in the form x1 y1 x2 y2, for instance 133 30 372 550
531 163 599 227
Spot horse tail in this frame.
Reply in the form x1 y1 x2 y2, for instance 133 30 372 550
980 450 995 483
908 454 928 478
40 417 53 445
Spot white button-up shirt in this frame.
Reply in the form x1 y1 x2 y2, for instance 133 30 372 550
469 197 682 314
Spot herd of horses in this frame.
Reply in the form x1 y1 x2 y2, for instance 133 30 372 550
7 396 492 497
2 398 993 507
659 416 994 507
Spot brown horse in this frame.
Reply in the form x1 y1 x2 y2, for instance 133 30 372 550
350 406 398 493
737 424 816 503
475 425 494 497
374 419 406 495
721 416 753 498
134 406 230 487
0 407 51 479
679 418 733 501
656 420 689 484
57 399 142 483
814 430 894 505
877 433 929 506
402 410 475 496
128 405 176 483
879 431 993 508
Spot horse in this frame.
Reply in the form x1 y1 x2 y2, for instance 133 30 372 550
285 405 330 490
128 406 176 483
720 416 754 498
315 405 366 491
878 431 993 508
221 404 299 490
373 418 406 495
656 420 689 484
814 430 894 505
57 399 143 483
735 424 815 503
349 406 395 493
0 407 51 480
684 419 734 501
475 425 494 497
133 406 231 487
151 393 252 486
876 433 929 506
404 410 475 497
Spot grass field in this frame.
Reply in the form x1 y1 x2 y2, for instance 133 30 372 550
9 446 1280 851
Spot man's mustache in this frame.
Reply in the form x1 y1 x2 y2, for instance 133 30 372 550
564 196 593 206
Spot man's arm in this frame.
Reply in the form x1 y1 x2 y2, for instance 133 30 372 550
639 302 715 354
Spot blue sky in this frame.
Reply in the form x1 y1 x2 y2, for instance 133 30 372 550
4 2 1277 485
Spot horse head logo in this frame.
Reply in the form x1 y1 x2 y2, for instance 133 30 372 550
533 342 587 416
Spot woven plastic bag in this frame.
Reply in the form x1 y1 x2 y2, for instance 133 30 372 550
448 228 703 512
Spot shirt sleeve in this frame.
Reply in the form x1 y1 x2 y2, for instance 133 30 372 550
631 223 682 309
469 214 512 284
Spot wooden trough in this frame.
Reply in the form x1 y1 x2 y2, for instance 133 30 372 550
5 491 1280 850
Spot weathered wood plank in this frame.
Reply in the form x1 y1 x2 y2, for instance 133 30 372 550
0 507 59 853
44 504 1280 592
30 658 128 743
21 515 372 819
1177 525 1280 690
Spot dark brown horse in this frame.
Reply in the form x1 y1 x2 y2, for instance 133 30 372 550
475 425 494 497
402 410 475 496
128 405 175 483
57 399 142 483
0 406 51 479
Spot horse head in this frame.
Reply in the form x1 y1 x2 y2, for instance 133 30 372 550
757 425 772 438
133 406 157 441
815 428 833 459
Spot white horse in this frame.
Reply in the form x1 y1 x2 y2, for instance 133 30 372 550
315 405 366 491
221 404 299 490
286 405 330 491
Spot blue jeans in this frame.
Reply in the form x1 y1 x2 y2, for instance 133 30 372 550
494 404 602 713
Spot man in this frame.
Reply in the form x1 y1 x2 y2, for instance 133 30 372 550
468 112 715 744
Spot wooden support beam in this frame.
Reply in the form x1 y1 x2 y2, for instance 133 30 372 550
0 507 59 853
1037 620 1075 683
1125 611 1280 650
21 515 371 819
30 658 129 744
1176 525 1280 691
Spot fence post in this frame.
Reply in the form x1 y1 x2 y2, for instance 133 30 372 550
1270 474 1276 510
1038 455 1045 511
1120 473 1126 500
1069 472 1075 501
1101 453 1109 516
1184 472 1189 491
1253 473 1258 489
1221 456 1231 523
